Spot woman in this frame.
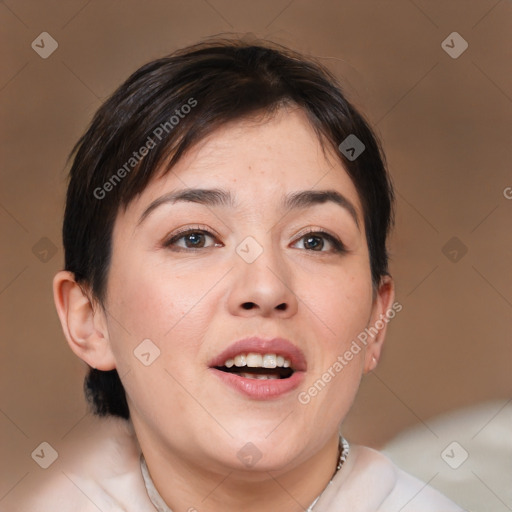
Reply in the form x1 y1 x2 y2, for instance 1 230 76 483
41 39 463 511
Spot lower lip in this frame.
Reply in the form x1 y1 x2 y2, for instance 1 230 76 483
210 368 305 400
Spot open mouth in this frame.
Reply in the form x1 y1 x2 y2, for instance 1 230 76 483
214 353 295 380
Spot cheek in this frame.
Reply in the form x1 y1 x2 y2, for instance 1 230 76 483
298 261 374 348
295 261 373 423
105 263 218 426
105 258 228 393
107 259 214 340
296 276 371 433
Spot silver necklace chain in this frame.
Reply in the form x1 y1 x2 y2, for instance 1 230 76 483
306 436 350 511
141 436 350 512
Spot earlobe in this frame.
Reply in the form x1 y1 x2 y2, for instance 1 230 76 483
363 275 395 373
53 271 116 371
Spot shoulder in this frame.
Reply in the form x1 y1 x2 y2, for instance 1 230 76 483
17 415 155 512
383 400 511 512
382 463 467 511
359 446 466 511
317 445 465 511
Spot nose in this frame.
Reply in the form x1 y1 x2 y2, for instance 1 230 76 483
226 238 299 318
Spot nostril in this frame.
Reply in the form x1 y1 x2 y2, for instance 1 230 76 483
240 302 288 311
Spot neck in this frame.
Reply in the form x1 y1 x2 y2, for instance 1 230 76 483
138 431 341 512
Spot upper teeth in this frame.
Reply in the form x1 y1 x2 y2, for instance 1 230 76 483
224 353 291 369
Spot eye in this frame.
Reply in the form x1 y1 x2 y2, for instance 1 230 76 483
163 227 222 251
292 230 345 253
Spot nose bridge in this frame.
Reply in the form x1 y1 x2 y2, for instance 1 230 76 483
228 232 297 316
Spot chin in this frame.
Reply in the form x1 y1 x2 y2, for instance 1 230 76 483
227 450 298 476
212 430 301 474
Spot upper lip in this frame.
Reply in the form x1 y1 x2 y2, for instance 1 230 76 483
208 337 307 371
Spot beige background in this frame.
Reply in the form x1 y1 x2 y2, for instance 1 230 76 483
1 0 511 509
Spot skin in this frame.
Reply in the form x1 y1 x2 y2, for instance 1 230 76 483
54 106 394 512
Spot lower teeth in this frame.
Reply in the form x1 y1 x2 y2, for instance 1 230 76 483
240 372 279 380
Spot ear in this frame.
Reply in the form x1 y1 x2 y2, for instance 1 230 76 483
53 271 116 371
363 275 396 374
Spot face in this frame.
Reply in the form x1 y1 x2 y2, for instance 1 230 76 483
101 107 389 473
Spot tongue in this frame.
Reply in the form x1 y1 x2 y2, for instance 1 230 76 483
230 366 282 377
239 372 279 380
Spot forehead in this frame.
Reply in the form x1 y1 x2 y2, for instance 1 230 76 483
124 107 363 220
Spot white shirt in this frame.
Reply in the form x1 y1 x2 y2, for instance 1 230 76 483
17 416 465 512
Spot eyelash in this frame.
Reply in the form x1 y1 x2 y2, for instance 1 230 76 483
163 225 221 251
294 228 346 253
163 226 346 254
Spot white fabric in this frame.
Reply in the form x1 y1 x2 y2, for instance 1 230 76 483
384 399 512 512
17 416 465 512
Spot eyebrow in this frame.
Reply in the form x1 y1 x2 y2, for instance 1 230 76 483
138 187 360 229
138 188 233 225
283 190 359 229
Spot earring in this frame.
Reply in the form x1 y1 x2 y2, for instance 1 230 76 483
371 356 377 369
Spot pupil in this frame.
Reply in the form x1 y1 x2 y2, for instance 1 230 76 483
305 235 323 250
186 233 204 247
